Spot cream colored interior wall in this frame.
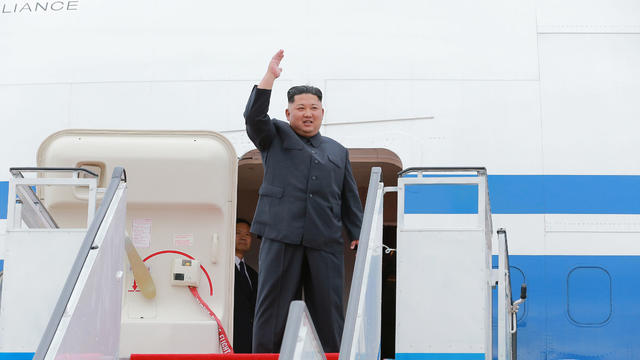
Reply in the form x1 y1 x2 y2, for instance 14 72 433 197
36 129 237 355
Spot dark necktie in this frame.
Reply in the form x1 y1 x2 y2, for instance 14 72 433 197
238 261 252 290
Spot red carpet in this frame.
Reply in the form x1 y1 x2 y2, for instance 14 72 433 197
131 353 339 360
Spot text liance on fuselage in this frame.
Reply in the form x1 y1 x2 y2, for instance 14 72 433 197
1 0 78 14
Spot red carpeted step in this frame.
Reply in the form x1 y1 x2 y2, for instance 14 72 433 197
131 353 339 360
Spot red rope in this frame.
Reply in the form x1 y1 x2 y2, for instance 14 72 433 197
189 286 234 354
140 249 232 353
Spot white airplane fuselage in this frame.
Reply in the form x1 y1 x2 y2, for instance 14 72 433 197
1 1 640 359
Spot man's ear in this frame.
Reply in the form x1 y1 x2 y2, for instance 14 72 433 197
285 108 290 121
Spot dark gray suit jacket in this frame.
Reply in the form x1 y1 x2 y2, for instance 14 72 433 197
244 86 363 253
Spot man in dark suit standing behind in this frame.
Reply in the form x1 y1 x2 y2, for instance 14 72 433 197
233 218 259 353
244 49 363 353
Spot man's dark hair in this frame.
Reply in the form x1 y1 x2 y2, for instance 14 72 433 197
287 85 323 103
236 218 251 226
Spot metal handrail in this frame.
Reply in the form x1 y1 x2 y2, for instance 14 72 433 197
398 167 487 177
10 167 100 178
397 167 493 235
497 228 519 360
33 167 127 360
280 301 326 360
0 270 3 310
479 170 494 242
9 167 104 229
338 167 382 359
14 184 59 229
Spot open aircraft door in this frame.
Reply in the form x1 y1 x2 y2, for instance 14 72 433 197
38 130 238 356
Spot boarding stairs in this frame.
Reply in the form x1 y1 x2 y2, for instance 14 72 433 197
0 164 524 360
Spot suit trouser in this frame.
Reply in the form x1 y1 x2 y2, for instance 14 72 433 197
252 238 344 353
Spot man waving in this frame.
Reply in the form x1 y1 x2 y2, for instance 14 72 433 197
244 49 363 353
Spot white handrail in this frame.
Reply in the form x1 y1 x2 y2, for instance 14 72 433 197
339 167 384 360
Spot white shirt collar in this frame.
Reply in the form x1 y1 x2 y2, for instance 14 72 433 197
234 255 253 288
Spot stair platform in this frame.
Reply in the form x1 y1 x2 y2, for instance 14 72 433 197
131 353 339 360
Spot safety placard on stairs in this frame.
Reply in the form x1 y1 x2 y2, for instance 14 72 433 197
132 218 152 248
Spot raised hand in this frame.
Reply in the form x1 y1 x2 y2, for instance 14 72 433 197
259 49 284 90
267 49 284 79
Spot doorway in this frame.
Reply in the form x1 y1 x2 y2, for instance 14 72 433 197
236 147 401 356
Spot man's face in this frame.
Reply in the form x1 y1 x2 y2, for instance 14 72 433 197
285 93 324 137
235 222 252 255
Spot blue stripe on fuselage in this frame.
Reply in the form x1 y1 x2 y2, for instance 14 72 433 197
490 175 640 214
405 184 479 214
0 354 34 360
1 181 7 219
403 175 640 214
2 176 640 218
